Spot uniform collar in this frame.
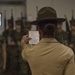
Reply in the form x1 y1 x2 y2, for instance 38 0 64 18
39 38 58 43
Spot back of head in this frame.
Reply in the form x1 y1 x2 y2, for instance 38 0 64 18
38 21 57 37
44 23 56 36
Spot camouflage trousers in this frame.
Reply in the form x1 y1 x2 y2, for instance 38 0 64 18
0 66 3 75
19 55 32 75
0 47 3 75
4 45 32 75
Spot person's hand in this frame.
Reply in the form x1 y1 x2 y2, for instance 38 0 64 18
21 35 31 48
21 35 30 43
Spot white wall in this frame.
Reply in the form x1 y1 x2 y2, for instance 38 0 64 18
0 0 75 34
0 5 25 34
26 0 75 30
27 0 53 21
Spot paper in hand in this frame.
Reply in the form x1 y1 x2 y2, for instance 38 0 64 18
29 31 39 44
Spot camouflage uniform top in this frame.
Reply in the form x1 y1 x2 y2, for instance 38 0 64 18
13 31 22 45
2 29 20 74
71 31 75 53
2 29 14 45
13 30 26 44
14 30 32 75
55 30 67 45
0 35 4 74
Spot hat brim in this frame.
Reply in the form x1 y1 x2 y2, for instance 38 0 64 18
31 18 66 25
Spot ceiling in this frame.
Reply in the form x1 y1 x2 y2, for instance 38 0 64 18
0 0 26 5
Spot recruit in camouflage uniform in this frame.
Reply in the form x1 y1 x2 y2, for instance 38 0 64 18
69 19 75 54
14 20 32 75
2 19 20 75
0 35 4 75
55 23 67 45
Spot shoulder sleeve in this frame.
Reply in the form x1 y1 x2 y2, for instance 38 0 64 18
21 44 33 61
64 48 75 75
21 48 27 61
